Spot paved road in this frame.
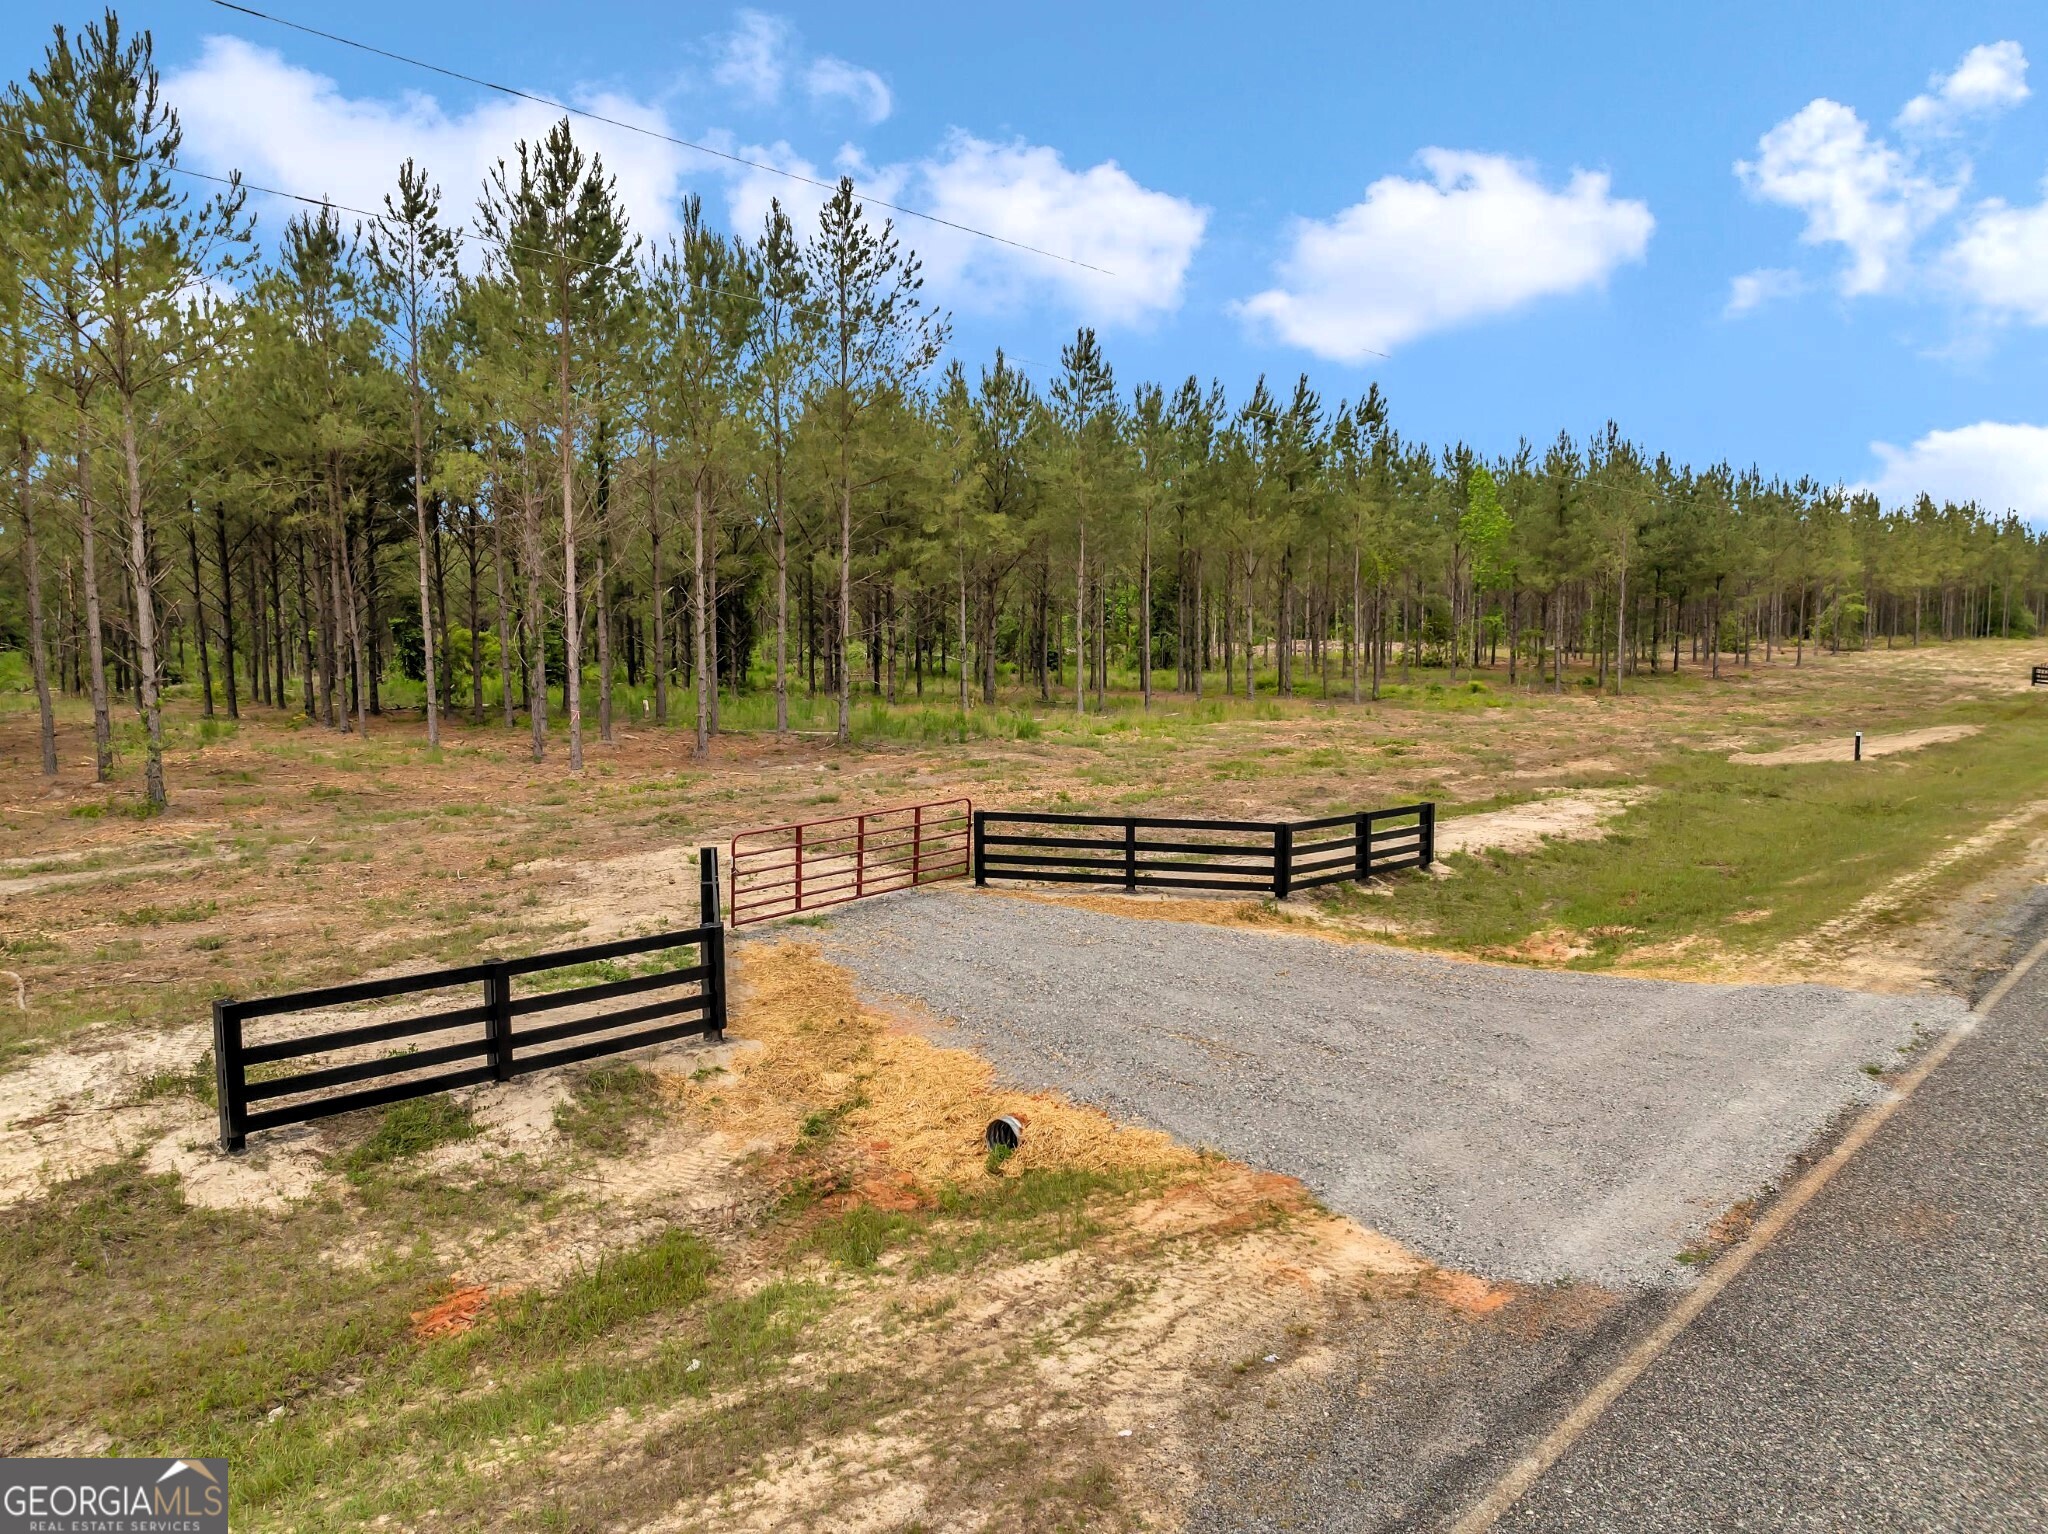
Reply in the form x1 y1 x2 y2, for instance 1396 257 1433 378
815 890 1958 1287
1489 917 2048 1533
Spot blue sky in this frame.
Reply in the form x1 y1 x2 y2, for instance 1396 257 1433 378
6 1 2046 519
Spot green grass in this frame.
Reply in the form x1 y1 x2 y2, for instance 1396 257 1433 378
807 1204 922 1270
551 1063 666 1154
338 1095 480 1177
116 899 219 927
0 1152 826 1529
1355 704 2047 964
0 1161 444 1455
800 1168 1141 1278
496 1226 717 1344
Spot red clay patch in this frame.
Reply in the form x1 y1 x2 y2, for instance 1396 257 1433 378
1421 1269 1513 1316
410 1283 494 1341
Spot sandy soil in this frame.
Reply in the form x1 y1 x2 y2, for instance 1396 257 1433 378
1730 723 1982 765
1436 788 1651 857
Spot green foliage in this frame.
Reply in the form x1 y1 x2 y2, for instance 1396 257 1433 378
339 1095 480 1177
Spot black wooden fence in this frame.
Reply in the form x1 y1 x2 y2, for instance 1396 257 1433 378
2034 664 2047 686
213 849 729 1151
972 803 1434 899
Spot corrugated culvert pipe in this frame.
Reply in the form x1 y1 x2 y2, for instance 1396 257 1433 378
985 1115 1022 1152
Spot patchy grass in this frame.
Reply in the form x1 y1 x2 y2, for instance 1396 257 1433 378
552 1063 666 1154
801 1168 1143 1278
0 1161 442 1456
116 899 219 927
1349 702 2047 967
338 1095 480 1177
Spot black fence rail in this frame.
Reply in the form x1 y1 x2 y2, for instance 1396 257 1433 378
2034 665 2047 686
973 803 1434 899
213 849 729 1151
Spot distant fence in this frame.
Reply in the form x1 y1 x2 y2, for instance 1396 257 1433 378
972 803 1434 899
729 798 970 927
213 850 729 1151
2034 665 2047 686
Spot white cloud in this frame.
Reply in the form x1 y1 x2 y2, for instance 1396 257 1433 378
1897 40 2030 134
1855 421 2048 522
725 133 1206 325
1736 99 1958 296
1944 180 2048 323
804 57 891 125
168 30 1200 327
914 135 1206 324
166 35 699 251
710 12 890 123
711 11 790 107
1724 266 1806 316
1235 149 1652 360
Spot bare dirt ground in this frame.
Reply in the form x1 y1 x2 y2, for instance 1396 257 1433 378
1434 787 1650 857
1 638 2044 1528
1730 722 1981 764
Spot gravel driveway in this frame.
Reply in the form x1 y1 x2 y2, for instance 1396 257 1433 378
807 889 1965 1288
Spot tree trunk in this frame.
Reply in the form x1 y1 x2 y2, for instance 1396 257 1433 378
411 384 439 746
18 435 58 774
118 397 167 810
213 501 239 719
1074 522 1087 715
294 534 315 718
184 509 214 720
707 519 722 731
1140 507 1152 709
693 473 711 754
562 396 583 773
957 524 969 716
836 461 853 745
492 510 513 729
651 469 668 727
78 447 113 780
773 447 790 735
523 487 547 761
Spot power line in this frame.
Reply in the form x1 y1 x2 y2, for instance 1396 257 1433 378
202 0 1116 277
0 117 775 314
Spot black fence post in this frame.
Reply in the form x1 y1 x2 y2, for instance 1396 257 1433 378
1123 818 1137 891
973 811 988 886
699 845 722 927
705 923 728 1043
1274 823 1293 900
699 844 728 1043
486 963 513 1082
1420 802 1437 868
1355 812 1372 884
212 999 246 1153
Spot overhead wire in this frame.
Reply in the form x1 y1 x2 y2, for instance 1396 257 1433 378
189 4 1403 368
202 0 1115 276
0 115 802 318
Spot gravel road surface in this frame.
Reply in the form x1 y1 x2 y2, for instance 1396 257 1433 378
811 890 1964 1287
1489 908 2048 1533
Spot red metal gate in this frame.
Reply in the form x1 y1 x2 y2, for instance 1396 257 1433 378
728 798 972 927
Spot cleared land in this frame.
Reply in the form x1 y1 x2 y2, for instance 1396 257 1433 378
1 639 2046 1530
